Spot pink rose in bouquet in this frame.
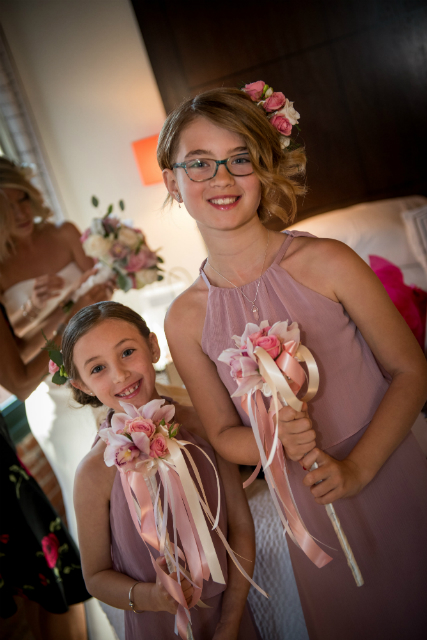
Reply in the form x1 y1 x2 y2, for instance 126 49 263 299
126 248 158 273
263 91 286 112
125 417 156 439
270 115 292 136
248 333 282 360
150 433 169 459
48 360 60 375
110 241 130 260
244 81 266 101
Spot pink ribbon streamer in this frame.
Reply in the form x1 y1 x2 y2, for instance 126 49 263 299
242 391 332 569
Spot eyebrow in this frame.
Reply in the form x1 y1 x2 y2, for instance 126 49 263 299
84 338 135 368
183 146 248 160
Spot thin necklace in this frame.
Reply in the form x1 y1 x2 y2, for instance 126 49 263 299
206 230 270 321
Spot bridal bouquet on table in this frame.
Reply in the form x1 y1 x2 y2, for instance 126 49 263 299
219 320 364 586
99 398 267 640
75 196 164 299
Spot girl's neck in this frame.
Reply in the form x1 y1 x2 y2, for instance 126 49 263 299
201 217 280 287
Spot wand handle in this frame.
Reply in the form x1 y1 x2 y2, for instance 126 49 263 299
310 462 364 587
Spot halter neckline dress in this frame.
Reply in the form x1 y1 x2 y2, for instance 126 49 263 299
200 230 427 640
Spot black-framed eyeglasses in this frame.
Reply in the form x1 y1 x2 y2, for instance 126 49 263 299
172 152 254 182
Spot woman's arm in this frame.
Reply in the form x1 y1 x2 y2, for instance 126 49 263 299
0 311 49 401
165 294 260 465
59 222 94 272
213 456 256 640
285 239 427 503
74 442 192 614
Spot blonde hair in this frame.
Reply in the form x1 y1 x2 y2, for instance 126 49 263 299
0 157 52 262
157 87 306 225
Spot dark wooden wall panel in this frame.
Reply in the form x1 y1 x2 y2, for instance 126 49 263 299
132 0 427 219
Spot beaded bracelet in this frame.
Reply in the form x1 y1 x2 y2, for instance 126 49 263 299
129 581 143 614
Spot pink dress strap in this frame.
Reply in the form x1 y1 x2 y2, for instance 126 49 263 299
199 261 211 289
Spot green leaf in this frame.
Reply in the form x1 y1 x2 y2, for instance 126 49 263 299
157 274 164 281
58 544 69 554
119 199 125 211
50 517 61 532
107 204 113 214
159 419 165 426
63 566 71 574
9 475 16 483
36 551 45 557
157 256 164 263
52 371 68 385
116 271 133 292
91 196 99 207
23 584 35 590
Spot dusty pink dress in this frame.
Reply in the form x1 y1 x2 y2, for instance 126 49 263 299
96 410 261 640
200 230 427 640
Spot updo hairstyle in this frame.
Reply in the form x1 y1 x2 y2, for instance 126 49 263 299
0 157 52 262
157 87 306 225
62 301 151 408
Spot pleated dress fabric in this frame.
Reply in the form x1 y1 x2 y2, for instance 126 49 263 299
200 230 427 640
96 413 261 640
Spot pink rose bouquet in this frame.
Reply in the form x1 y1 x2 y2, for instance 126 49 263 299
242 81 301 148
80 196 164 292
219 319 364 587
99 398 266 639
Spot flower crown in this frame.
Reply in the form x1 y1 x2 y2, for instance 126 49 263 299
242 81 300 149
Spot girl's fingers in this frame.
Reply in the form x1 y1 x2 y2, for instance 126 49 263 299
301 447 325 470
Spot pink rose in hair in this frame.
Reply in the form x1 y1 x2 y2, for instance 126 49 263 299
49 360 59 375
150 434 169 459
249 334 282 360
244 81 266 101
126 248 158 273
125 417 156 440
270 115 292 137
263 92 286 112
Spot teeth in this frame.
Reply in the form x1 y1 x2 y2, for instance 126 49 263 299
118 382 139 397
211 197 238 205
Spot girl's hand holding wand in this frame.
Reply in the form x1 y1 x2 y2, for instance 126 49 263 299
278 404 370 503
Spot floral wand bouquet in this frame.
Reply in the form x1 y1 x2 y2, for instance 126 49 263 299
219 320 364 587
99 399 267 639
75 197 163 299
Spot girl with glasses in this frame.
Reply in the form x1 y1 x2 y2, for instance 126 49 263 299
159 86 427 640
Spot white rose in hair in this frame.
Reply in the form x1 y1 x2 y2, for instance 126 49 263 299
118 226 140 249
280 137 291 149
277 99 300 126
134 268 158 288
83 234 113 258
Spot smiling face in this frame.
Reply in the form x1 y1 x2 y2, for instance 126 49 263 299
163 117 262 233
3 187 34 238
71 318 161 412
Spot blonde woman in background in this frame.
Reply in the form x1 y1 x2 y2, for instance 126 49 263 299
0 157 114 540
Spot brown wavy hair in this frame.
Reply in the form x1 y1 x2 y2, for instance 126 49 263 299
157 87 306 225
0 157 52 262
62 301 151 408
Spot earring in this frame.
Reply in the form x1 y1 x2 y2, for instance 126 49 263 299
176 193 182 208
88 391 93 396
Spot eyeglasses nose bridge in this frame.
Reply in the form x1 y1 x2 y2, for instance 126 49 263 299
212 158 233 179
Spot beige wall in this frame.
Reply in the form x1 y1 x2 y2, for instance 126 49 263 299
0 0 206 281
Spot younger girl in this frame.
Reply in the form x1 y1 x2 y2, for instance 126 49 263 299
160 86 427 639
67 301 261 640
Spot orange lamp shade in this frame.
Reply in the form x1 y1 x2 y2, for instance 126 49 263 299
132 134 163 186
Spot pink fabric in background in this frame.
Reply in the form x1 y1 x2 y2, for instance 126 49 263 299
369 255 427 348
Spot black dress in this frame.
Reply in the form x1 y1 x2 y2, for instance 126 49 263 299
0 302 90 618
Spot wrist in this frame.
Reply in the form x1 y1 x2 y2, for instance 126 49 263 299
344 454 376 488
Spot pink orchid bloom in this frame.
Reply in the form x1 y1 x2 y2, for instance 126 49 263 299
111 399 175 435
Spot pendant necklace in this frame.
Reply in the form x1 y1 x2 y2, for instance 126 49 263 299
206 230 270 321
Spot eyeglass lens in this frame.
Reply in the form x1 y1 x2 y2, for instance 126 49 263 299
186 154 253 181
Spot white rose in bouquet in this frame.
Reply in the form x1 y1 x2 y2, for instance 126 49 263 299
134 269 158 288
90 218 106 236
83 234 114 258
118 226 140 249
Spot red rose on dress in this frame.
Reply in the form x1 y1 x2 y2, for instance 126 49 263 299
39 573 49 586
41 533 60 568
0 534 9 544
